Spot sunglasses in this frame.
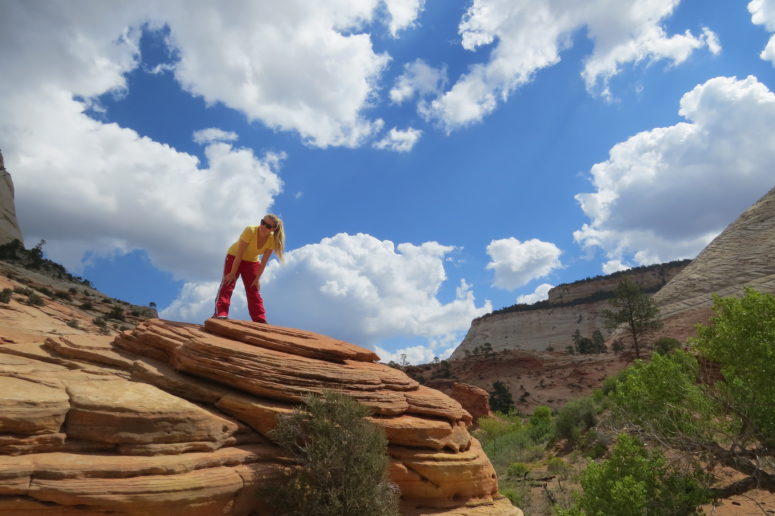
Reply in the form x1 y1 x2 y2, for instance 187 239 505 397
261 219 277 230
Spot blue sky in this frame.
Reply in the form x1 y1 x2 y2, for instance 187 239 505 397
2 0 775 364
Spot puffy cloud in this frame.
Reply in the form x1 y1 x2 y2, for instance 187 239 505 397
193 128 238 144
373 127 422 152
383 0 425 37
157 1 391 148
602 260 630 274
163 233 490 354
749 0 775 64
574 75 775 268
516 283 553 304
426 0 717 129
486 238 562 291
390 59 447 104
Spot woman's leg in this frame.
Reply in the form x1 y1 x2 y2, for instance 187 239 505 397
213 255 237 318
239 260 267 323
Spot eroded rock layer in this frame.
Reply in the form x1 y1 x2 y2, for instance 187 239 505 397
0 318 520 515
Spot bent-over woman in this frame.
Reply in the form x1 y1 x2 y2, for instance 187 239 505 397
213 214 285 323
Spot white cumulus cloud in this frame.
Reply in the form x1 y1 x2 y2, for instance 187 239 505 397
163 233 491 355
390 59 448 104
373 127 422 152
517 283 554 304
574 75 775 269
193 128 239 144
749 0 775 64
383 0 425 37
486 237 562 291
426 0 718 129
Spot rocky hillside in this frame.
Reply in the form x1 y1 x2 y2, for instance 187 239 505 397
0 150 23 246
450 261 688 359
0 260 519 515
654 185 775 331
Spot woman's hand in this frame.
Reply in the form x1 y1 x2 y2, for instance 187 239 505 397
223 271 238 285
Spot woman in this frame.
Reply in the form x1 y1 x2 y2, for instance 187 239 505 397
213 214 285 323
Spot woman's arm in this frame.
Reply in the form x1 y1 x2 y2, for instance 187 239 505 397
224 240 249 284
251 249 273 289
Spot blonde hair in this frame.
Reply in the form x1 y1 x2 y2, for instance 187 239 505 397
266 213 285 262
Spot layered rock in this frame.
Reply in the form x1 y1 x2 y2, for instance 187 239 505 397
0 317 520 515
654 185 775 316
451 262 687 358
0 150 24 246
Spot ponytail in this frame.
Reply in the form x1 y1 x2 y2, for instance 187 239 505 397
266 214 285 262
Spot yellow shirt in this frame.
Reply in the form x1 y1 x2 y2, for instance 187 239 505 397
227 225 275 262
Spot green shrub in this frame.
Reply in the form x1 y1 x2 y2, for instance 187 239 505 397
80 301 93 310
555 397 597 444
66 319 80 329
93 317 107 328
489 380 515 414
107 306 125 321
265 391 399 516
506 462 530 479
654 337 681 355
27 293 44 306
13 286 32 296
0 288 12 303
500 487 525 508
547 457 570 479
38 286 53 297
571 433 709 515
527 406 554 442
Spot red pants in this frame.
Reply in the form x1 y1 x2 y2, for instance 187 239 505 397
214 254 267 323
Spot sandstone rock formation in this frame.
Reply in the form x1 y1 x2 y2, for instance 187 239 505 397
424 379 492 421
0 306 520 514
654 185 775 323
0 150 24 246
451 261 687 358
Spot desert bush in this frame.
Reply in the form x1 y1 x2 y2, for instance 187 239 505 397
0 288 12 303
80 301 93 310
66 319 80 329
107 306 125 321
13 286 32 296
555 397 597 444
528 406 554 442
27 293 44 306
265 391 399 516
506 462 530 479
489 380 515 414
564 433 708 516
93 317 107 328
547 457 570 479
654 337 681 355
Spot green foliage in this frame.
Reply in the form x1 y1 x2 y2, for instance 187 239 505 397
80 301 93 310
265 391 399 516
66 319 80 329
506 462 530 479
602 280 663 359
528 405 554 442
0 239 92 286
692 287 775 445
609 351 716 441
107 305 125 321
555 397 597 444
0 288 11 303
489 380 515 414
547 457 570 479
93 317 107 328
654 337 681 355
571 434 709 516
26 292 44 306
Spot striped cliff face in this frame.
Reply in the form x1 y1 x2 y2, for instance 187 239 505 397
0 151 24 247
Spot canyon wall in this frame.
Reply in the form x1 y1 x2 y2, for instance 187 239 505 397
0 150 24 246
450 261 687 359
